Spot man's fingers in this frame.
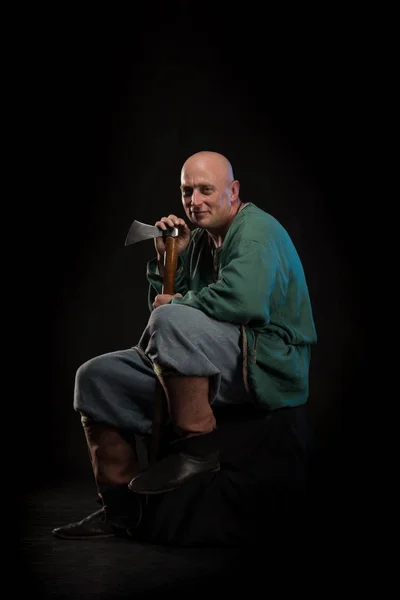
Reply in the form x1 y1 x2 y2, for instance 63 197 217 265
166 215 188 229
156 216 188 231
155 220 166 229
167 214 181 226
155 217 174 229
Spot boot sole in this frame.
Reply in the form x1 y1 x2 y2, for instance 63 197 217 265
52 531 115 540
134 464 221 495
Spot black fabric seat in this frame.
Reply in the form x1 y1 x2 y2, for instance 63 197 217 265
134 404 315 547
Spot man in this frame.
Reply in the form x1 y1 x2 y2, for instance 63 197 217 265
52 150 317 540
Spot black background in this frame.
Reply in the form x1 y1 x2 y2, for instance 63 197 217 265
22 8 364 497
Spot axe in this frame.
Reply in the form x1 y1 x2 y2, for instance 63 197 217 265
125 220 180 295
124 219 181 465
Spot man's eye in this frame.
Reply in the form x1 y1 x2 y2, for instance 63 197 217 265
182 188 192 196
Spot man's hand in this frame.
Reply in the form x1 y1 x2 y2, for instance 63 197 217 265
154 215 190 259
153 293 183 309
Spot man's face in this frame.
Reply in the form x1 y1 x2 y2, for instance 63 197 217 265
180 158 238 232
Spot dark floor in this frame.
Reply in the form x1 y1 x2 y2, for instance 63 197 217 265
19 455 343 599
19 477 265 599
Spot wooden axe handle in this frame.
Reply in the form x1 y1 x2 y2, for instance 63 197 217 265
149 234 179 465
162 236 179 295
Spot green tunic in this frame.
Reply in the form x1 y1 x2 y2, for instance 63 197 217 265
146 203 317 411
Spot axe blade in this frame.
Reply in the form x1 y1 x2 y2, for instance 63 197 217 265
124 220 178 246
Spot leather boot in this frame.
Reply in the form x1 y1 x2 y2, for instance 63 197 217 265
52 484 143 539
128 428 220 495
81 418 139 487
52 417 141 540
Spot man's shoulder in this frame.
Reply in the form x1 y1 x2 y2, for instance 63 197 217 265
238 203 286 236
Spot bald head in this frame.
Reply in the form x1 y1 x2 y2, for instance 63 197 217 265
181 151 235 187
180 150 241 237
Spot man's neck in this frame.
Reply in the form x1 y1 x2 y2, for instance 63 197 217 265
207 200 243 249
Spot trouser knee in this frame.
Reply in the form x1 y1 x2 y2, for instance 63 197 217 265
75 355 111 390
147 304 197 338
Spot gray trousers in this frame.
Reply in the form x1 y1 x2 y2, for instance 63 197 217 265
74 305 251 436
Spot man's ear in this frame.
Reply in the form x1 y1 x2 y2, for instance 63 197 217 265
231 180 240 202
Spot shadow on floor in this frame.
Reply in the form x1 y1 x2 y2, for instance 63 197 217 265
19 458 343 599
19 476 259 599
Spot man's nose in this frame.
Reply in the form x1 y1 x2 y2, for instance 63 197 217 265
190 190 202 206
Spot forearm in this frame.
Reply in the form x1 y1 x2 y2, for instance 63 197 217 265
170 241 277 326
